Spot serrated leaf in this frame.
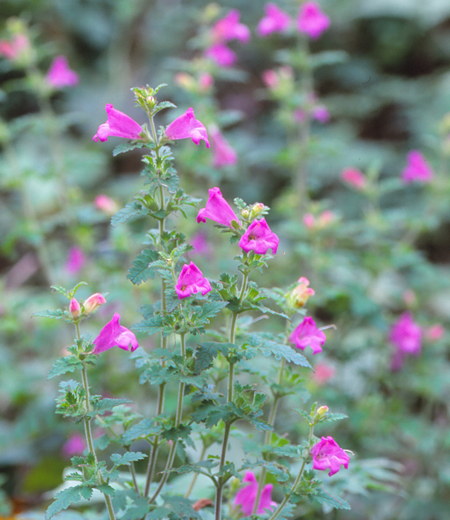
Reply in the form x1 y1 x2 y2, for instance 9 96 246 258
127 249 160 285
32 309 63 320
153 101 177 114
244 335 312 369
112 141 146 156
46 485 91 519
161 494 201 520
111 200 146 227
321 412 348 423
48 356 83 379
121 417 163 443
195 342 233 372
50 285 70 297
90 398 133 415
110 451 147 467
312 487 351 510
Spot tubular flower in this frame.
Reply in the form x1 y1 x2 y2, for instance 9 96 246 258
297 1 330 39
92 313 139 354
175 262 212 299
401 150 433 183
234 471 276 516
83 293 106 315
311 436 350 476
289 316 326 354
46 55 79 88
286 277 315 308
210 127 237 167
165 107 210 148
93 104 143 142
239 218 279 255
212 9 250 43
205 43 237 68
197 187 240 227
257 3 291 37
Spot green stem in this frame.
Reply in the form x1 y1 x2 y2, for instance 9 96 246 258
148 334 186 504
267 423 314 520
214 422 232 520
76 326 116 520
184 444 207 499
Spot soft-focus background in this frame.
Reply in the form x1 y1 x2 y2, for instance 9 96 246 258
1 0 450 519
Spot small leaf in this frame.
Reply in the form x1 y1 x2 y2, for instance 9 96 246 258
32 309 63 320
312 487 351 510
127 249 160 285
48 356 83 379
46 485 91 519
122 417 164 443
111 200 146 227
90 398 133 415
110 451 147 467
112 141 146 156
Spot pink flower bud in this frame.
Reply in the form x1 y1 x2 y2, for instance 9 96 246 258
83 293 106 314
287 277 315 308
425 324 444 342
262 69 279 89
341 168 367 190
199 72 214 91
95 194 118 215
312 362 335 385
303 213 316 228
69 298 81 318
316 405 329 417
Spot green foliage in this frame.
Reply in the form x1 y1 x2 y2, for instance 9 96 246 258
46 485 93 519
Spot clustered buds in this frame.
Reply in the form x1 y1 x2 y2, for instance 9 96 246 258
68 293 106 320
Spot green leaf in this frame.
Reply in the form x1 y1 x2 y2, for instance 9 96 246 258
127 249 160 285
195 342 233 372
161 494 201 520
153 101 177 114
121 417 164 443
110 451 147 467
111 200 146 227
112 141 146 156
194 301 229 326
312 487 351 510
244 335 312 369
32 309 63 320
46 485 92 519
50 285 70 298
90 398 133 416
48 356 83 379
320 412 348 423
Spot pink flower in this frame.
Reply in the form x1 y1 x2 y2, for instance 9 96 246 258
0 34 29 61
92 313 139 354
312 105 330 123
239 218 279 255
165 107 210 148
65 246 85 275
191 231 213 259
312 362 335 385
341 168 366 190
175 262 212 299
234 471 276 516
199 72 214 91
389 312 422 356
93 104 143 142
262 69 279 89
95 194 118 215
426 324 444 342
197 187 240 227
289 316 326 354
303 213 316 228
212 10 250 43
205 43 237 68
257 3 291 37
297 2 330 39
311 436 350 476
210 127 237 167
62 433 86 458
83 293 106 315
46 55 79 88
401 150 433 184
69 298 81 318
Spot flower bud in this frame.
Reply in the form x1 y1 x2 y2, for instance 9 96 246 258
249 202 264 220
69 298 81 318
241 209 249 219
199 72 214 92
95 194 118 216
316 405 329 417
286 277 315 309
83 293 106 315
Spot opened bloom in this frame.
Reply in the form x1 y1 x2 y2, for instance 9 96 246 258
401 150 433 183
297 1 330 39
257 3 291 36
210 127 238 167
92 313 139 354
197 187 240 227
289 316 326 354
212 9 250 43
341 168 366 190
165 107 210 148
239 218 279 255
93 104 143 142
311 436 349 476
175 262 212 299
205 43 237 68
234 471 276 516
46 55 79 88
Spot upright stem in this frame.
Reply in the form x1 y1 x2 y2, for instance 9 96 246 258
75 325 116 520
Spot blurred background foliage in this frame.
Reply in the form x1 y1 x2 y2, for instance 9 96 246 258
1 0 450 519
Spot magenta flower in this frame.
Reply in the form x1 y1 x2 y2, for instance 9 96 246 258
297 1 330 39
83 293 106 315
205 43 237 68
401 151 433 184
312 105 330 123
289 316 326 354
239 218 279 255
46 55 79 88
62 433 86 458
257 3 291 37
311 436 349 476
93 104 143 142
341 168 366 190
234 471 276 516
165 107 210 148
197 187 240 227
65 246 85 275
175 262 212 299
69 298 81 318
92 313 139 354
210 127 238 167
389 312 421 356
190 231 213 259
212 9 250 43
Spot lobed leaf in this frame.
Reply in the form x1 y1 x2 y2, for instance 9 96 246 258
127 248 160 285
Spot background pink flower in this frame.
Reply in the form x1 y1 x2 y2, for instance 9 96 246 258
297 1 330 39
257 3 291 37
46 55 79 88
401 150 433 183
